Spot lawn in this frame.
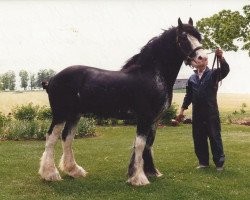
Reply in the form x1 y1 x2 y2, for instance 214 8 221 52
0 91 250 199
0 125 250 200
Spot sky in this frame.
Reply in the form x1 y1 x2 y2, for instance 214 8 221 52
0 0 249 93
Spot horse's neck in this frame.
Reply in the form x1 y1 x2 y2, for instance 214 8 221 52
154 35 183 87
137 51 182 90
157 53 183 88
127 31 184 87
168 61 183 87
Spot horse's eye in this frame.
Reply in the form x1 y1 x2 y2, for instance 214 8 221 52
181 32 187 38
178 32 187 41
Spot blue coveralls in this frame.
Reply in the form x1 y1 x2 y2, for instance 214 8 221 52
182 58 230 167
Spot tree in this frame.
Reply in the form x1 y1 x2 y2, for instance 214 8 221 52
1 71 16 90
19 70 29 90
0 75 3 91
36 69 56 88
30 73 36 90
196 5 250 56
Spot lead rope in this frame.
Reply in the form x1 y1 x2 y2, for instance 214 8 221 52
212 51 222 86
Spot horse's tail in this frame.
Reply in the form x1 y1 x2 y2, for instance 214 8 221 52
42 81 49 93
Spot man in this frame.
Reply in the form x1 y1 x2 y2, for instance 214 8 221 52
177 48 230 171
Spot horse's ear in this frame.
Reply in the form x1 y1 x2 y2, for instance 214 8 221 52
188 17 193 26
178 18 183 30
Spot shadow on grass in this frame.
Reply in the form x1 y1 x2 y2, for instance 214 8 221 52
40 170 169 197
21 164 250 199
193 165 242 178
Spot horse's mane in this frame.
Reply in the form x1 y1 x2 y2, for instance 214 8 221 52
121 34 166 73
121 24 201 73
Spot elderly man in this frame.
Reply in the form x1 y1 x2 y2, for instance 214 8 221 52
177 48 230 171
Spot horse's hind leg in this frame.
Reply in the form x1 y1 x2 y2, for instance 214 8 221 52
143 124 163 177
39 120 65 181
59 117 87 178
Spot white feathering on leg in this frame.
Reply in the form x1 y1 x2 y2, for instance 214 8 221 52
59 126 87 178
39 123 65 181
127 136 150 186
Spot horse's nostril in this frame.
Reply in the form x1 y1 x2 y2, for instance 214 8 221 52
198 56 203 60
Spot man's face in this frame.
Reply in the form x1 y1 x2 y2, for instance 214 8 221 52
191 56 208 69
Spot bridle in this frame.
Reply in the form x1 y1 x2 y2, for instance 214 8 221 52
176 34 204 67
184 46 204 66
212 50 222 86
177 32 222 85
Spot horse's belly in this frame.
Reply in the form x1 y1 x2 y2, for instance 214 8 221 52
78 90 135 119
83 103 135 119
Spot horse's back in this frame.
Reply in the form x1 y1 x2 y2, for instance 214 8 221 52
49 65 116 88
47 65 136 119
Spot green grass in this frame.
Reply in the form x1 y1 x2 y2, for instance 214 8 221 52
1 125 250 200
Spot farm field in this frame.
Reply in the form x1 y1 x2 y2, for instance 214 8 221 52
0 125 250 200
0 91 49 114
1 91 250 115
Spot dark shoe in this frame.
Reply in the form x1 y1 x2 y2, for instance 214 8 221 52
216 166 224 171
214 155 225 168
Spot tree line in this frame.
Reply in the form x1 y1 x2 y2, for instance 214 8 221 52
0 69 56 91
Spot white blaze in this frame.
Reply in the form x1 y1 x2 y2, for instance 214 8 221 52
187 34 207 60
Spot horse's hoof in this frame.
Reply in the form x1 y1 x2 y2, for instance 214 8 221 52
145 169 163 177
154 169 163 177
127 173 150 186
42 172 62 181
146 172 163 177
69 165 88 178
151 172 163 178
39 166 62 181
155 172 163 177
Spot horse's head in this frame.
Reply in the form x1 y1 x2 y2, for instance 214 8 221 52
176 18 208 68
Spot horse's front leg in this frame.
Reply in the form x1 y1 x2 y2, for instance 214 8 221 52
127 120 151 186
143 124 163 177
127 135 149 186
59 119 87 178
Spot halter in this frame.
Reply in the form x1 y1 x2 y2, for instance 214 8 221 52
176 34 204 66
184 46 204 66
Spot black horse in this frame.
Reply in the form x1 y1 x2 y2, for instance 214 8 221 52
39 18 206 186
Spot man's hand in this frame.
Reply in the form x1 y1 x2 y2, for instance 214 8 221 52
176 114 184 122
215 48 223 59
176 108 185 122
